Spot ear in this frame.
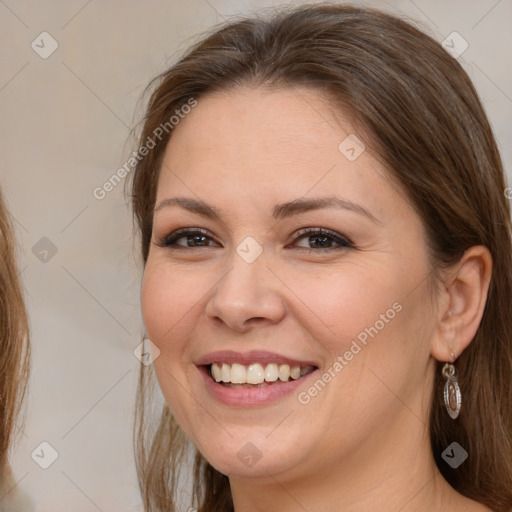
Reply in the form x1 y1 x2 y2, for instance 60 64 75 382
430 245 492 362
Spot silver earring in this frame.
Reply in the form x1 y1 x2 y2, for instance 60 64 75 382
442 362 461 419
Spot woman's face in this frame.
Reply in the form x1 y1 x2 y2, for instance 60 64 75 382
142 87 439 482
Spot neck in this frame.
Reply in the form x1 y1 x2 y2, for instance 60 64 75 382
229 410 456 512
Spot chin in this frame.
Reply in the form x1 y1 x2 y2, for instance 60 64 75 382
191 428 310 480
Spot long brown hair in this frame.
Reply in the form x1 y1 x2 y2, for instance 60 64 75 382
129 4 512 511
0 187 30 478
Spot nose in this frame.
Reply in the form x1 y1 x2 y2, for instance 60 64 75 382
205 250 286 333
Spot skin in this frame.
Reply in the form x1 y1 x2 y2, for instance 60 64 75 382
141 87 493 512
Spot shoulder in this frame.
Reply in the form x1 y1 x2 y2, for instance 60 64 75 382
0 466 35 512
453 495 494 512
0 489 35 512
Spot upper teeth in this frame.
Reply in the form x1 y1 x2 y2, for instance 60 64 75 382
210 362 314 384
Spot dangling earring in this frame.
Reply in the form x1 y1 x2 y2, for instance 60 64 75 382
442 355 461 419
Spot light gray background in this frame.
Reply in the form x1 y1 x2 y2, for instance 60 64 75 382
1 0 510 510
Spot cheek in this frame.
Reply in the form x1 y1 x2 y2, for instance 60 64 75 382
141 262 193 352
141 266 168 346
280 260 405 351
141 263 198 421
283 256 430 400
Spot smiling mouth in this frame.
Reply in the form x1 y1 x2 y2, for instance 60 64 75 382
207 362 317 389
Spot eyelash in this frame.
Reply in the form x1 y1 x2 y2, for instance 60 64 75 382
155 227 354 252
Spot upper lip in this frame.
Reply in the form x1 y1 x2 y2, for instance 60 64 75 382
196 350 319 368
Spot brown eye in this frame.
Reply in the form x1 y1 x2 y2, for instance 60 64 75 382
156 228 220 249
291 228 353 251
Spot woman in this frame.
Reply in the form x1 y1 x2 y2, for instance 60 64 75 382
0 187 31 510
130 4 512 511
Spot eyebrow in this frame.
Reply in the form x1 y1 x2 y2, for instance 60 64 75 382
154 196 380 223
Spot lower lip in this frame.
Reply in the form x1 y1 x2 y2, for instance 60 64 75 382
198 366 318 407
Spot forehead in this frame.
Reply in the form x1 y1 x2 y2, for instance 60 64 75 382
166 86 346 158
156 87 402 222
